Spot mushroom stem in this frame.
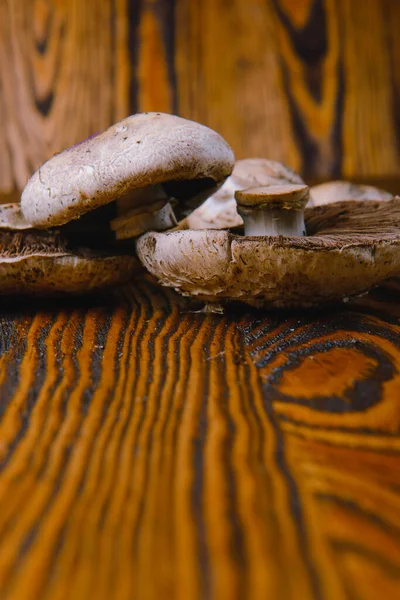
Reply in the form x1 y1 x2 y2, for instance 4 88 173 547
242 208 306 237
111 184 177 239
235 184 309 237
115 184 168 215
111 200 177 240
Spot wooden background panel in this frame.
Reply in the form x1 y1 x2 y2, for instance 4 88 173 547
0 0 399 197
0 280 399 599
0 0 130 194
176 0 400 178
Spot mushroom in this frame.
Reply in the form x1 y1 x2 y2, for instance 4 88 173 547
21 113 235 241
179 158 304 230
235 184 309 237
0 205 138 295
136 197 400 309
310 180 393 206
0 203 33 230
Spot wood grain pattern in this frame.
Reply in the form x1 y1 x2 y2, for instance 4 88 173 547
0 0 399 197
0 278 399 599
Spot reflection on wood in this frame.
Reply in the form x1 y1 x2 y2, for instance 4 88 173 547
0 0 399 194
0 278 399 598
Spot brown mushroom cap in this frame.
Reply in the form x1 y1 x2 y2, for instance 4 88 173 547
136 198 400 308
183 158 304 229
235 184 310 211
0 205 138 295
21 113 235 228
310 180 393 206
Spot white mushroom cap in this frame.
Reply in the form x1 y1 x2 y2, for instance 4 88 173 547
21 113 235 229
184 158 304 230
310 180 393 206
136 198 400 308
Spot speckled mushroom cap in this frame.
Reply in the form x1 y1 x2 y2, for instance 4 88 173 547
310 180 393 206
21 112 235 228
183 158 304 229
0 204 138 296
136 198 400 309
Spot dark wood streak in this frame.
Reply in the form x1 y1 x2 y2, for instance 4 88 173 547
122 283 159 552
330 60 345 178
168 312 209 599
279 51 343 178
29 317 72 477
191 318 213 600
240 311 400 369
382 0 400 157
262 376 324 600
317 494 400 540
277 413 400 442
148 299 194 597
6 321 83 562
127 0 142 113
0 316 55 468
215 322 248 596
272 0 344 177
0 320 23 417
235 328 282 593
333 540 400 580
30 1 64 117
152 0 178 114
267 339 396 413
92 309 140 532
272 0 328 102
91 312 137 529
130 289 179 562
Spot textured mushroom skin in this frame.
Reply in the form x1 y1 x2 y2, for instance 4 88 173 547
21 113 235 228
136 200 400 308
0 255 136 296
0 230 138 295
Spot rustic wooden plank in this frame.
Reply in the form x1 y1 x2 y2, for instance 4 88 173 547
1 0 399 197
0 0 129 191
175 0 301 168
0 279 399 599
338 0 400 178
174 0 400 178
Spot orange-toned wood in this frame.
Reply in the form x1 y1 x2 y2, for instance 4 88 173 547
0 278 399 599
0 0 399 197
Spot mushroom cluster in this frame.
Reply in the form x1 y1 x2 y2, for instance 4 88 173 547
6 113 234 295
7 112 399 308
135 163 400 309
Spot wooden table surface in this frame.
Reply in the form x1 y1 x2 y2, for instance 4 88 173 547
0 274 399 600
